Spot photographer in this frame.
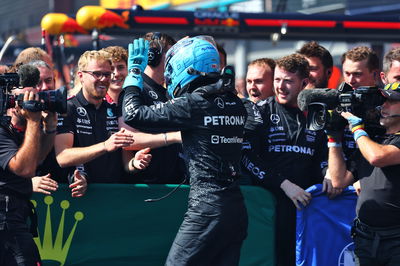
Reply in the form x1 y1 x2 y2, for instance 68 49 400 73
123 37 247 266
329 82 400 265
0 87 56 265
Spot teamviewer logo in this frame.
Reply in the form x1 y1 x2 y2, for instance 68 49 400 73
211 135 220 144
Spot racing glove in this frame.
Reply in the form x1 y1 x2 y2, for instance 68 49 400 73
123 38 149 90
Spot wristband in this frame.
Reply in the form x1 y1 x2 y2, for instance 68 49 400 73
353 129 369 142
163 133 168 145
327 142 342 148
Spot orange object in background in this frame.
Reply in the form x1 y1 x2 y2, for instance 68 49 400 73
328 65 343 89
76 6 129 30
41 13 87 35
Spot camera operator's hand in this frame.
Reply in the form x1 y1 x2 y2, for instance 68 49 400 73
325 128 343 143
32 174 58 195
341 112 369 141
42 111 58 134
69 170 87 198
280 179 312 210
123 38 150 89
104 128 135 152
20 91 42 123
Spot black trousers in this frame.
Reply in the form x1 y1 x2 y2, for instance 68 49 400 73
165 186 248 266
274 195 296 266
352 219 400 266
0 230 41 266
0 194 41 266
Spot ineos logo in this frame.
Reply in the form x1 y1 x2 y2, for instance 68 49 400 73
77 107 87 117
270 114 280 124
214 97 224 109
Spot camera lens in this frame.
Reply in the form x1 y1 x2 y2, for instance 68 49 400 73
306 103 327 131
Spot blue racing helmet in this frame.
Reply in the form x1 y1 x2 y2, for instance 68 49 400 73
164 36 220 98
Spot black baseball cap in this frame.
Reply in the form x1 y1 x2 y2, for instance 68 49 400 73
380 82 400 100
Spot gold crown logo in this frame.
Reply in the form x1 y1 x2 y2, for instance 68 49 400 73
31 196 84 265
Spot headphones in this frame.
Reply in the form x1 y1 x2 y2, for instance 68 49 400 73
147 32 162 67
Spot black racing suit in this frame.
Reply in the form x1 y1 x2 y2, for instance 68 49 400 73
0 126 41 266
123 73 185 184
123 83 248 266
241 97 327 266
350 133 400 265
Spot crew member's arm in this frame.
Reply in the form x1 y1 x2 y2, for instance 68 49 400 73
8 91 42 177
118 117 181 150
328 145 355 188
55 128 134 168
354 135 400 167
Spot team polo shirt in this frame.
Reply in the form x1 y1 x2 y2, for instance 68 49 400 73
57 90 122 183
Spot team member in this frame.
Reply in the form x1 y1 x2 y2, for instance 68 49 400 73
123 37 248 265
101 46 128 105
245 58 275 103
55 50 150 183
241 54 327 265
297 41 333 89
381 47 400 85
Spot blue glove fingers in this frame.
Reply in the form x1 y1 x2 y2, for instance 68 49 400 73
346 115 363 127
128 43 134 70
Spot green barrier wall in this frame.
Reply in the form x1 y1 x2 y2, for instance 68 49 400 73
31 184 275 266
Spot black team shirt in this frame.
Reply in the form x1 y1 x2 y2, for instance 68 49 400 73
57 90 122 183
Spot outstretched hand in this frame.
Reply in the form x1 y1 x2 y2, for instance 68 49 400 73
69 170 87 198
32 174 58 195
132 147 152 170
104 128 135 152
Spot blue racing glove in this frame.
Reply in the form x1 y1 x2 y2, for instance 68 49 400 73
345 114 369 141
123 38 150 90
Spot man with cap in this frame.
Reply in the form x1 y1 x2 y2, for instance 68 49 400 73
328 82 400 265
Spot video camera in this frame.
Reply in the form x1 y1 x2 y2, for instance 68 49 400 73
298 82 385 132
0 65 67 126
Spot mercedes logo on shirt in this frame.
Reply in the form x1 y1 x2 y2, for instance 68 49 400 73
214 97 225 109
77 107 87 117
270 114 280 124
149 90 158 99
